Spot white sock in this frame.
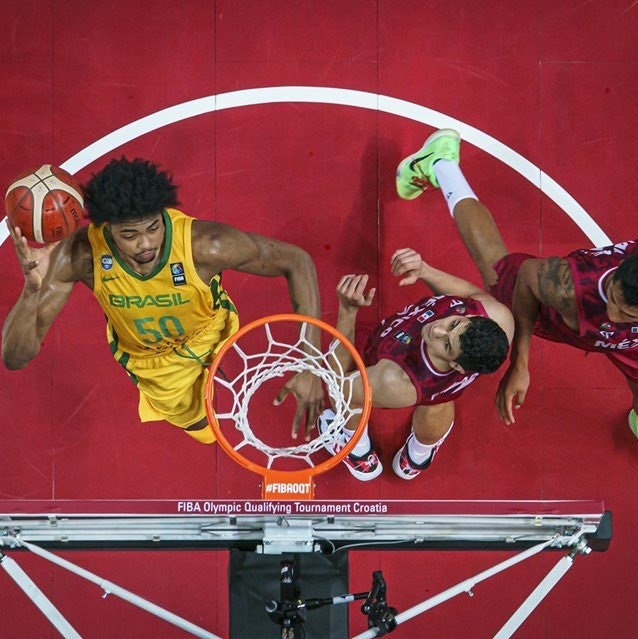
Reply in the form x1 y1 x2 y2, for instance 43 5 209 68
344 425 372 456
407 420 454 464
432 160 478 217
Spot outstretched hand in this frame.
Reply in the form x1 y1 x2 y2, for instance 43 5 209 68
391 247 425 286
336 274 376 309
273 370 324 440
495 362 530 425
8 224 58 293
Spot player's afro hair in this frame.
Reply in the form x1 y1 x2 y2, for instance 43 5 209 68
83 157 179 225
456 316 509 374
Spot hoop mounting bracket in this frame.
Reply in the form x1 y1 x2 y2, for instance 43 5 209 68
260 518 315 554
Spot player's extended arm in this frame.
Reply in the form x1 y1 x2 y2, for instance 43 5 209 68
496 256 576 424
251 233 324 438
391 247 484 298
391 246 514 339
2 227 77 370
331 275 418 412
192 222 322 438
332 274 376 373
193 222 321 325
329 272 419 429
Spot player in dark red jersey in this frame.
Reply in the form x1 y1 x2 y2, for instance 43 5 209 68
317 248 513 481
395 128 638 435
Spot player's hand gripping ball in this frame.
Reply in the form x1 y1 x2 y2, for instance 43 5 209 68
5 164 85 243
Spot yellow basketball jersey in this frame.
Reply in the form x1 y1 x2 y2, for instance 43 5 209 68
88 208 237 359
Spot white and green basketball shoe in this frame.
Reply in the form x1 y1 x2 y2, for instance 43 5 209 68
395 128 461 199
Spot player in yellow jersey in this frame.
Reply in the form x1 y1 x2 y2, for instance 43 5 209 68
3 157 322 444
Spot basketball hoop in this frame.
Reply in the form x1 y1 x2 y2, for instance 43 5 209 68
204 314 372 500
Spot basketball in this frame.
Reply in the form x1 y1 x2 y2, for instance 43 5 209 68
5 164 85 243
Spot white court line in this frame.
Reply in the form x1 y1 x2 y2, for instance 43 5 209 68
0 86 611 247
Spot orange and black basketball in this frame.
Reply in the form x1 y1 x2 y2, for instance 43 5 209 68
5 164 85 243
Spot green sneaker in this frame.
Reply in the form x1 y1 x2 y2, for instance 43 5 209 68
395 128 461 200
628 409 638 439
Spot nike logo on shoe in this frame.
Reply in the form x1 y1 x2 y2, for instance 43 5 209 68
409 152 433 171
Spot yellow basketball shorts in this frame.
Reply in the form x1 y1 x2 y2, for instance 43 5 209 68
109 309 239 440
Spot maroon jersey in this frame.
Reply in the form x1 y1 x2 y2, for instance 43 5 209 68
363 295 489 406
491 241 638 381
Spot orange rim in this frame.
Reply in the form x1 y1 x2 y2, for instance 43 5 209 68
204 314 372 499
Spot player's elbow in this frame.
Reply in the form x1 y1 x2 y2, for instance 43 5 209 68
287 249 319 286
2 356 27 370
1 345 31 370
294 248 317 276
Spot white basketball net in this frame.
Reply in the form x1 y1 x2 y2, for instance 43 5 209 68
211 319 364 469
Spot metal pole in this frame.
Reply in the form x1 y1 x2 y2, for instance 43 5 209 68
1 552 82 638
352 537 559 639
493 552 579 638
6 539 223 639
